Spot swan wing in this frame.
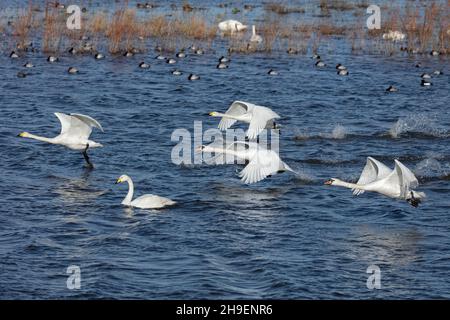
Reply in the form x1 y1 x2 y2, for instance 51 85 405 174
247 106 280 140
208 140 250 164
132 194 176 209
238 149 280 184
70 114 104 132
353 157 391 195
394 159 419 198
218 101 249 131
55 113 103 140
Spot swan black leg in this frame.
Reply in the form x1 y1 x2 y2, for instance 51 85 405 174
82 143 94 169
407 191 420 208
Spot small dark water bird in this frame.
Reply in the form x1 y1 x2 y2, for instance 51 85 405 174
17 71 27 78
430 50 439 56
139 62 150 69
337 69 349 76
123 51 134 57
23 62 34 68
421 79 432 86
433 70 443 76
68 67 78 74
47 56 59 62
172 69 182 76
336 63 346 70
312 54 321 60
155 55 166 60
219 56 230 63
216 62 228 69
268 69 278 75
195 49 204 55
166 58 176 64
315 60 326 67
386 85 398 92
287 48 299 54
176 51 186 58
10 51 19 58
421 73 431 79
188 74 200 80
68 47 77 55
94 53 104 60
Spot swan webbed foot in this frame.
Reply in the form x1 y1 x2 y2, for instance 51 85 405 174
82 143 94 169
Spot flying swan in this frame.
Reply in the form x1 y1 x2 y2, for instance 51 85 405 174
218 20 248 33
325 157 426 207
18 112 104 168
199 141 295 184
209 101 280 140
115 175 176 209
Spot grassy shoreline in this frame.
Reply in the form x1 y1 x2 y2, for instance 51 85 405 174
2 1 448 57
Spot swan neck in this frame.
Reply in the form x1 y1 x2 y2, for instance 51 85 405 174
334 180 364 189
26 133 56 144
252 25 256 35
122 179 134 205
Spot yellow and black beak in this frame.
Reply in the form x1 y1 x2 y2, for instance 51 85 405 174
324 179 333 185
208 112 216 116
115 178 122 184
18 132 26 137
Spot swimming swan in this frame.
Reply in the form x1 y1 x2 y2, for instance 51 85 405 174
209 101 280 140
218 20 248 33
250 25 262 43
325 157 426 207
115 175 176 209
18 113 104 168
199 141 295 184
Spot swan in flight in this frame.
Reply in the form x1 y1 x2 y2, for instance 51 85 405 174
325 157 426 207
209 101 280 140
18 113 104 168
250 25 262 43
199 141 295 184
218 20 248 33
115 175 176 209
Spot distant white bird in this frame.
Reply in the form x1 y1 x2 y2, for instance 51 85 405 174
18 113 104 168
250 25 262 43
199 141 295 184
325 157 426 207
115 175 176 209
218 20 248 33
209 101 280 140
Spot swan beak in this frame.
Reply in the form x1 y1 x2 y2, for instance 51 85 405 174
324 179 333 185
18 132 27 137
209 112 217 116
115 178 122 184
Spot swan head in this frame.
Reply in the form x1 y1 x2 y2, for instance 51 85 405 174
18 132 30 138
324 178 337 185
115 175 130 184
209 112 219 117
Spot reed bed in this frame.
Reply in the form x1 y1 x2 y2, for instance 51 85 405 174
3 0 449 57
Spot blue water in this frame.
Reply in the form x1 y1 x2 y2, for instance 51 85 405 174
1 1 450 299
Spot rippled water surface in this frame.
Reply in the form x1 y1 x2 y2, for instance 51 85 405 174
1 0 450 299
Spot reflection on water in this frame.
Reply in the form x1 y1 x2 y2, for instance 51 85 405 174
51 170 108 205
346 225 423 268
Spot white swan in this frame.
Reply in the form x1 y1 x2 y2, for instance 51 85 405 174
199 141 295 184
218 20 248 33
325 157 426 207
250 25 262 43
18 112 104 168
209 101 280 140
115 175 176 209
